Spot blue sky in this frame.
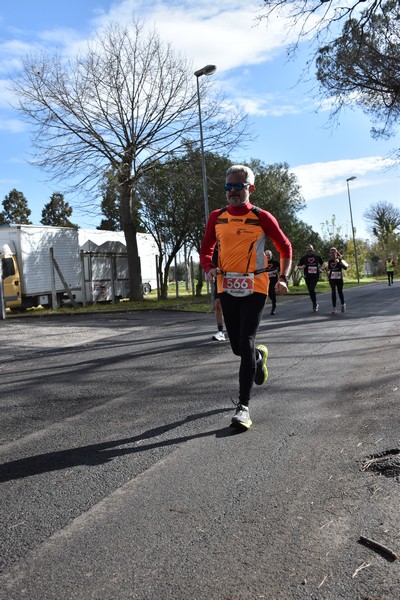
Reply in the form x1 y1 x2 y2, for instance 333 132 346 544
0 0 399 241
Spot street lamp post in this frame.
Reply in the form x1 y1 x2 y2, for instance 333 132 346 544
194 65 216 224
346 176 360 285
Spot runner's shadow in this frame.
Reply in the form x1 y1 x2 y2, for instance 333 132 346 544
0 408 233 483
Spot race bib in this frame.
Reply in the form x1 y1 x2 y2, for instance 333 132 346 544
222 272 254 297
308 266 318 274
330 271 342 280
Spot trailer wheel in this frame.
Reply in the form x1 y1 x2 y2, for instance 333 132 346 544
142 282 151 295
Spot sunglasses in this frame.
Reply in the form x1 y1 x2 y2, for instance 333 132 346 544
224 182 250 191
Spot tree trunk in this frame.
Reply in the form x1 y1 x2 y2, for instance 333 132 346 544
119 169 143 301
160 264 172 300
195 263 204 297
123 221 143 301
160 280 169 300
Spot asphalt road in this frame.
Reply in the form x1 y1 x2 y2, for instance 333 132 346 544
0 282 399 600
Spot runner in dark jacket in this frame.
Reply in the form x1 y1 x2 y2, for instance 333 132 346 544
298 244 323 312
265 249 280 315
327 247 348 314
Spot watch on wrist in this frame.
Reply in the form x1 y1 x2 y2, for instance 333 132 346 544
279 274 289 284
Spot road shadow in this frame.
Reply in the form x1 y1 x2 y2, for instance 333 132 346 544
0 407 237 483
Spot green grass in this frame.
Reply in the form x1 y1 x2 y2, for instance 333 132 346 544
289 275 385 296
5 285 213 318
5 276 389 318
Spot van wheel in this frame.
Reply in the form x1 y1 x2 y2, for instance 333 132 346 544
142 283 151 295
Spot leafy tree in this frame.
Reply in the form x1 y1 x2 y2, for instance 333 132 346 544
248 159 316 263
184 149 232 294
0 189 32 225
364 201 400 241
249 160 305 231
365 236 400 274
40 192 77 227
137 148 231 298
97 171 122 231
364 201 400 257
258 1 399 142
316 1 400 139
285 219 323 284
11 20 249 301
290 219 322 260
345 237 368 279
137 158 193 299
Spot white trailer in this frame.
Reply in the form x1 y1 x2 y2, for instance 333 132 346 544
0 225 159 310
0 225 81 309
77 230 158 303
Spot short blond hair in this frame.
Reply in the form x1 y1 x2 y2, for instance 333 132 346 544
226 165 255 185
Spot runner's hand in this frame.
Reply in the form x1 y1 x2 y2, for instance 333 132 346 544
206 268 218 283
275 281 288 295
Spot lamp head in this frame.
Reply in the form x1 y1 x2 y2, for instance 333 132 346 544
194 65 217 77
346 176 357 182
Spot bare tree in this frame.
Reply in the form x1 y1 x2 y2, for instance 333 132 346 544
258 1 387 47
364 201 400 248
10 20 249 300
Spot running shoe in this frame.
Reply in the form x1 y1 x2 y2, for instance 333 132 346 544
254 344 269 385
270 308 276 315
331 308 336 314
313 303 319 312
230 404 252 430
212 331 225 341
341 304 346 313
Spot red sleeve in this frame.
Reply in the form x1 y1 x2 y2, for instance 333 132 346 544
258 209 292 259
200 210 219 272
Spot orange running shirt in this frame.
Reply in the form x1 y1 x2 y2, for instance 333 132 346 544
200 202 292 295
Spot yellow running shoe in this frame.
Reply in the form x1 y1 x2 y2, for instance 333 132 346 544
230 404 252 430
254 344 269 385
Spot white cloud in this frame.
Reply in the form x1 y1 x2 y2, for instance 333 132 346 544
87 0 298 73
292 157 400 201
37 27 85 47
0 40 33 75
0 81 17 107
0 118 26 133
0 1 308 113
234 94 303 117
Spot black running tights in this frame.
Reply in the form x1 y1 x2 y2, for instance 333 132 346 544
305 276 319 305
219 292 267 406
330 279 344 307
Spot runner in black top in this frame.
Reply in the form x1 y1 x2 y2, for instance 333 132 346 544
265 249 280 315
327 247 348 314
211 246 225 341
298 244 323 312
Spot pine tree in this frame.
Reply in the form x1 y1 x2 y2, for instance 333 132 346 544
40 192 77 228
0 189 32 225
